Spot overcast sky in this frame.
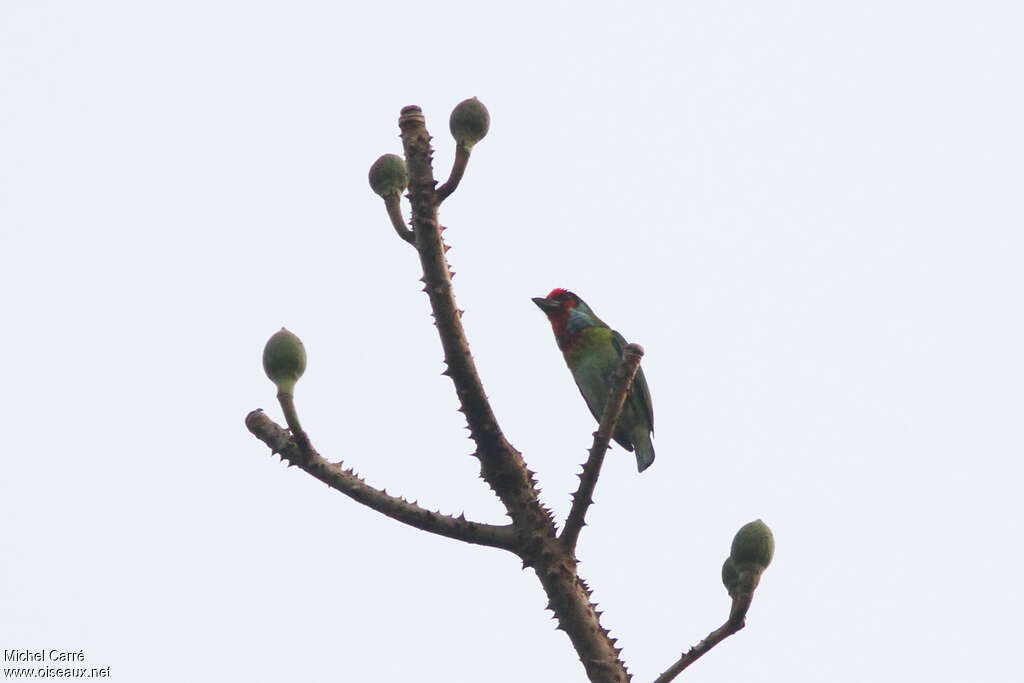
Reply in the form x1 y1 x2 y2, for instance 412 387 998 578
2 2 1021 681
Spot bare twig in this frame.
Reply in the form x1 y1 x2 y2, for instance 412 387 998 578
653 570 763 682
245 409 518 551
560 344 644 553
384 194 415 244
653 619 745 683
436 146 470 201
276 392 313 457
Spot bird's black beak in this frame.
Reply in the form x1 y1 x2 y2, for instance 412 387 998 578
532 296 560 313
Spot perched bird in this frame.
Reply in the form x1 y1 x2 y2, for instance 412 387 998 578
532 289 655 472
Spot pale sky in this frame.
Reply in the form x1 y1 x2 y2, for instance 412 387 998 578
2 2 1021 681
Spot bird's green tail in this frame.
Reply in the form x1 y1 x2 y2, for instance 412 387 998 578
632 428 655 472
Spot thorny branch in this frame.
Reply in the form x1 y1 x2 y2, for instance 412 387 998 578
245 409 518 551
654 569 762 682
561 344 645 554
653 620 745 683
396 105 630 682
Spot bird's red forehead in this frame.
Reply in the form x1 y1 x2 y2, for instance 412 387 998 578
547 288 571 300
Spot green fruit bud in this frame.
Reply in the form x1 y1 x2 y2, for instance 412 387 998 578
730 519 775 570
721 556 739 596
368 154 408 198
263 327 306 395
449 97 490 151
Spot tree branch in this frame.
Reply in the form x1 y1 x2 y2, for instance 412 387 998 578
560 344 644 553
384 194 415 244
245 409 518 551
533 541 631 683
397 106 549 528
653 570 763 682
652 619 745 683
275 391 313 456
397 105 629 682
436 146 470 201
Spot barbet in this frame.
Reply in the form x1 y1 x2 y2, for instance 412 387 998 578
532 289 655 472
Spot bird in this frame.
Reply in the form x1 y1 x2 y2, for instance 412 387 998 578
532 288 655 472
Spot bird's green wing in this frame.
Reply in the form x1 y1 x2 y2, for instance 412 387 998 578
611 329 654 432
633 365 654 432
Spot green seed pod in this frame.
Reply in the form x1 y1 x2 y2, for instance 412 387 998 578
449 97 490 151
721 556 740 597
730 519 775 570
368 154 408 198
263 327 306 395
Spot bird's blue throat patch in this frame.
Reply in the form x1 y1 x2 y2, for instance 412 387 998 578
566 307 593 336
